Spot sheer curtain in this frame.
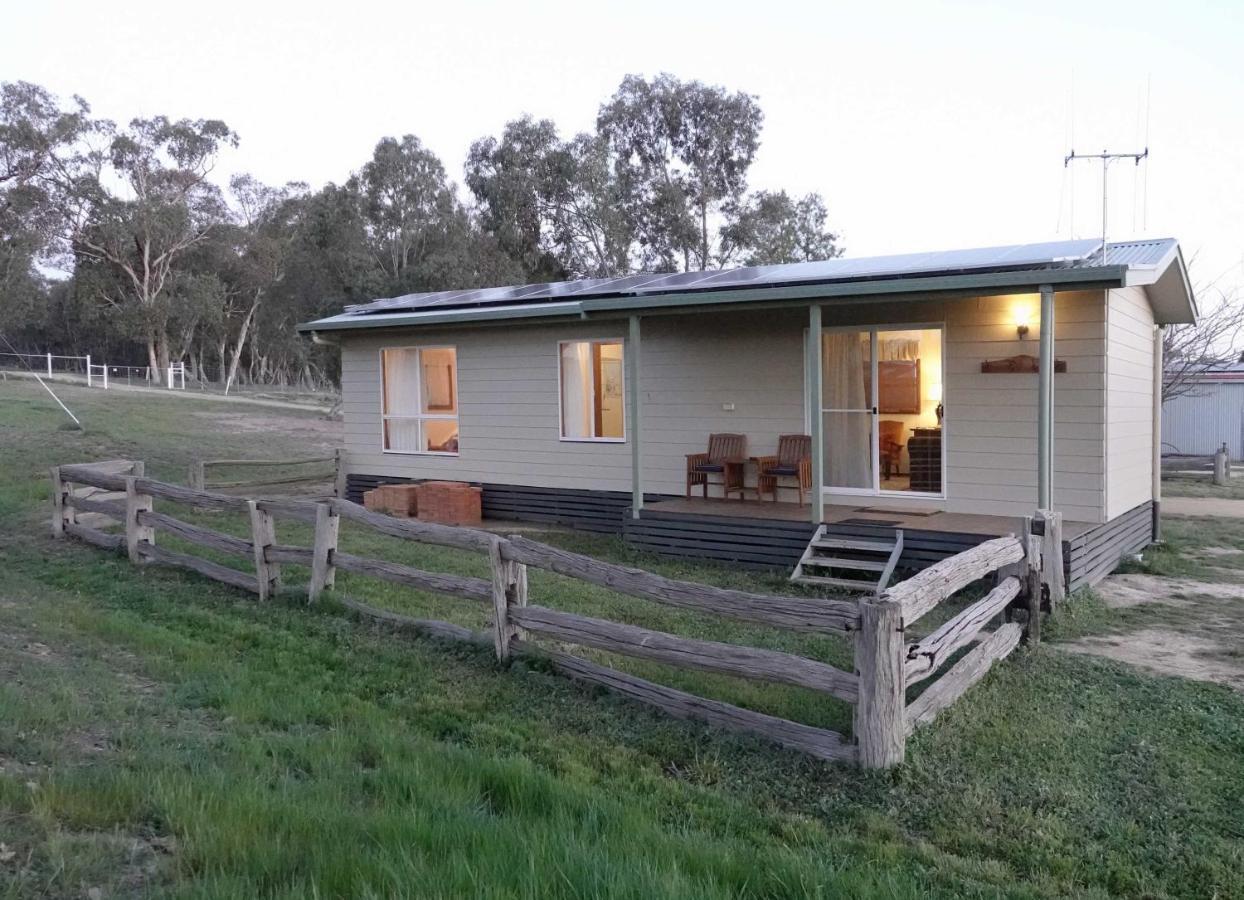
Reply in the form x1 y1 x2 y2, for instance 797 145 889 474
878 337 919 361
822 332 872 488
382 348 421 452
560 342 593 438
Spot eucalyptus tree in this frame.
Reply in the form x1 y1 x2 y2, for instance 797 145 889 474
597 73 762 272
466 117 633 279
64 115 237 372
720 190 841 267
0 81 93 341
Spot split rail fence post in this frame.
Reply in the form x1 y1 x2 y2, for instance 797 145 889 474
308 502 339 603
248 500 280 600
124 476 155 564
855 598 905 768
189 460 206 491
489 538 528 662
334 448 347 499
1023 517 1043 644
1036 509 1064 608
49 466 73 537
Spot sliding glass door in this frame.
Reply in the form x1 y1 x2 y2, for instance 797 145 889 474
820 325 944 497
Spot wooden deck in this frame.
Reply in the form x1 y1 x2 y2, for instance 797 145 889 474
644 496 1095 541
628 496 1103 582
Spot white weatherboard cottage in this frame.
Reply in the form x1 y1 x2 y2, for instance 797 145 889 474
302 238 1196 590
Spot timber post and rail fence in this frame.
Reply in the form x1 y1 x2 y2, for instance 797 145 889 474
49 459 1060 769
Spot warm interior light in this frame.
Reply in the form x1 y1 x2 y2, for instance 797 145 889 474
1014 303 1033 339
927 382 942 403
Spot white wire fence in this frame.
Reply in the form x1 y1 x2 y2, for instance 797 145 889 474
0 352 337 403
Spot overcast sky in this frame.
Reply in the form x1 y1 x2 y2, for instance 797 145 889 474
6 0 1242 302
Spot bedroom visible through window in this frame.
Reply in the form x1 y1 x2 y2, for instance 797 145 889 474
560 340 624 441
381 346 459 454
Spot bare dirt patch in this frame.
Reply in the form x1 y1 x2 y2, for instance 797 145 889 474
1198 546 1244 557
1061 628 1244 693
1061 572 1244 692
190 410 342 453
1093 573 1244 608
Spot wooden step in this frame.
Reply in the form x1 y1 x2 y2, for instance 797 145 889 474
804 556 887 572
793 574 879 591
812 537 895 553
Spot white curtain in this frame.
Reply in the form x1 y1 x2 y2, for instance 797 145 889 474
822 332 872 488
382 349 421 452
879 337 919 361
560 342 593 438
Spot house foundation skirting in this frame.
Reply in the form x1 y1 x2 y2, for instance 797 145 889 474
344 475 1155 588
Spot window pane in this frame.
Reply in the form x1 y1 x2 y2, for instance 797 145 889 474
560 342 593 438
383 418 420 453
424 419 459 453
421 348 457 413
597 341 625 438
382 349 419 416
561 340 624 439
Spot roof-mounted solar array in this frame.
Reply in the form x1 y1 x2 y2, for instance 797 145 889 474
346 238 1107 318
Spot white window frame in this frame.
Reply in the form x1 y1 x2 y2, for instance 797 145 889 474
379 345 460 456
557 338 627 443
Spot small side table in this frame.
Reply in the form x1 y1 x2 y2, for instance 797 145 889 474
722 459 747 500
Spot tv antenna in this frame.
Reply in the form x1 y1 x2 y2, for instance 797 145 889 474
1064 147 1148 264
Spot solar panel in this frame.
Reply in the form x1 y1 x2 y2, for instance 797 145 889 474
348 238 1105 316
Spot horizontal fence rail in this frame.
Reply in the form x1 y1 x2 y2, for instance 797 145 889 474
49 459 1052 769
190 454 339 492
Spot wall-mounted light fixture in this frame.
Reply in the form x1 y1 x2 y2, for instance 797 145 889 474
1014 304 1033 339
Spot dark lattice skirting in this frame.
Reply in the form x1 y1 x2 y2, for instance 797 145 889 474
344 475 669 534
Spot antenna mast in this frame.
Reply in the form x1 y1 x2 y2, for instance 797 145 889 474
1064 148 1149 263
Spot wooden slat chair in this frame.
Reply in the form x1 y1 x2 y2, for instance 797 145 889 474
686 433 747 500
755 434 813 505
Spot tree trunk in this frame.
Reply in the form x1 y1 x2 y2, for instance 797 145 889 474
146 336 160 374
224 297 260 396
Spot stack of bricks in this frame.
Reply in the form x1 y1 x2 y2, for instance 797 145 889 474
415 481 482 526
362 483 420 518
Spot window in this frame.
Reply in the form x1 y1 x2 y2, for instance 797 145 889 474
559 339 624 441
381 347 459 454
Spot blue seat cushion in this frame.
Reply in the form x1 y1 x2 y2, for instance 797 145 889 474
693 463 724 473
767 465 799 476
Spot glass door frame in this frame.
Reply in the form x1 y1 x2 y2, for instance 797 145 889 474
815 322 947 500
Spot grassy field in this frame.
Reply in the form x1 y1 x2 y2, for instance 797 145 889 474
2 381 1243 898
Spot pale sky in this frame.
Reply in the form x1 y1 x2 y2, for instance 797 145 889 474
6 0 1243 303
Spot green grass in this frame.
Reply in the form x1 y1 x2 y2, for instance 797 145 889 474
2 380 1244 898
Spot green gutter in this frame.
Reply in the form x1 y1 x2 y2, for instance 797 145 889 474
297 301 584 333
577 266 1129 314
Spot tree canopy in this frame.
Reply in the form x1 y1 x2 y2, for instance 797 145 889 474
0 73 842 388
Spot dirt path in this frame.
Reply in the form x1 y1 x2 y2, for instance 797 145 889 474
1162 496 1244 518
1059 569 1244 692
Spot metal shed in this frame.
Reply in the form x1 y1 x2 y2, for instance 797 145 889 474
1162 364 1244 460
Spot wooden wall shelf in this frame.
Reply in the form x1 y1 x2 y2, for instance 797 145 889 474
980 354 1066 374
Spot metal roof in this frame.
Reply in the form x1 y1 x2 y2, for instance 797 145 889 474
300 236 1194 333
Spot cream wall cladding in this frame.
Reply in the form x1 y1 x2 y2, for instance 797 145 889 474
339 288 1153 526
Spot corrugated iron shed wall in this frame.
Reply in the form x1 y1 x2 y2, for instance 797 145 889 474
1162 383 1244 459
